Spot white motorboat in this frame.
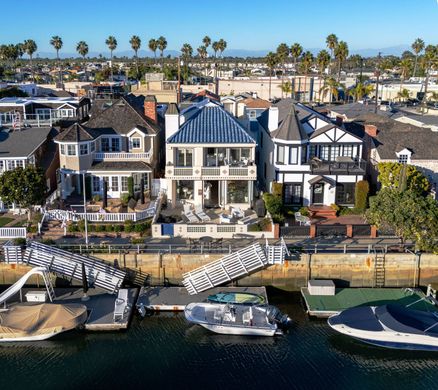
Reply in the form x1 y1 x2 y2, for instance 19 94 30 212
0 303 88 342
184 302 290 337
328 304 438 351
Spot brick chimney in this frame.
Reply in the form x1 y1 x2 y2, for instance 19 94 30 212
364 124 378 137
335 116 344 126
144 95 157 124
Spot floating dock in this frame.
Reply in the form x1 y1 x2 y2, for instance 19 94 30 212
136 286 268 311
301 287 437 318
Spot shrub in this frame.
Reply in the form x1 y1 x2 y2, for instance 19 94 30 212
67 223 78 233
330 203 340 215
113 224 122 233
77 219 86 232
41 238 55 245
124 219 134 233
134 223 145 234
13 237 26 246
299 206 309 217
131 237 144 244
105 224 114 232
248 223 262 232
259 218 271 231
272 214 285 225
127 177 134 198
263 193 283 216
272 182 283 198
95 224 106 232
92 194 102 202
120 192 130 205
355 180 370 211
27 225 38 234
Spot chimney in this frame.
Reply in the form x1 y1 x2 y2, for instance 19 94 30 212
252 92 258 99
268 106 279 132
165 103 180 141
364 124 378 137
144 95 157 124
335 116 344 126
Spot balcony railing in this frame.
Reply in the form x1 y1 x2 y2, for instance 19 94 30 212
94 151 151 162
166 164 257 179
0 111 77 128
310 157 366 175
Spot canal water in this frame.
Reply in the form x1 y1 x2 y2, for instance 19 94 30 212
1 290 438 390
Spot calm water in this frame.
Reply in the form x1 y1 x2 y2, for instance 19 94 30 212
1 291 438 390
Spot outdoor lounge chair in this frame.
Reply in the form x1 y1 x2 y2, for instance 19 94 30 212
231 207 245 219
194 204 211 222
183 204 199 223
294 212 311 226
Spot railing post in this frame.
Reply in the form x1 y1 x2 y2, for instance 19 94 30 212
314 244 317 254
343 244 347 254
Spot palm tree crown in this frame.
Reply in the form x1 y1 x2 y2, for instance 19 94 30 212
149 39 158 61
411 37 425 77
316 50 331 75
290 43 303 73
50 36 63 58
23 39 37 82
334 40 349 80
106 36 117 52
76 41 89 58
203 36 211 48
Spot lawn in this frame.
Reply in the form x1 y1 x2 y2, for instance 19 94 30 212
0 216 14 227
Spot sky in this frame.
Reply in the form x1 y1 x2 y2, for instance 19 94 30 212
1 0 437 56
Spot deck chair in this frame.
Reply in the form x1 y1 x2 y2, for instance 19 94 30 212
194 204 211 222
231 207 244 219
183 204 199 223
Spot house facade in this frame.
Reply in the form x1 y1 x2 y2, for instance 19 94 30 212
164 100 257 209
258 99 366 207
55 95 162 200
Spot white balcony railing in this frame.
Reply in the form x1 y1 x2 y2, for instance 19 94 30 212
166 165 257 179
94 151 151 162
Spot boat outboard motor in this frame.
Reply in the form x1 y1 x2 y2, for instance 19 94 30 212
265 306 292 327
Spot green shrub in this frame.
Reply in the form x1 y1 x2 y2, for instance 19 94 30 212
95 224 106 232
330 203 340 215
77 219 86 232
120 192 130 205
272 182 283 198
105 224 114 232
134 223 145 234
41 238 55 245
13 237 26 246
299 206 309 217
127 177 134 198
131 237 144 244
259 218 271 231
67 223 78 233
272 214 285 225
27 225 38 234
248 223 262 232
124 219 134 233
113 224 122 233
355 180 370 211
263 193 283 216
92 194 102 202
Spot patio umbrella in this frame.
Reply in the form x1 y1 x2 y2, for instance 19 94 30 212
140 178 145 204
81 262 89 301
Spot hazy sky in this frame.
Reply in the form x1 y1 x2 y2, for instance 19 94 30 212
1 0 437 54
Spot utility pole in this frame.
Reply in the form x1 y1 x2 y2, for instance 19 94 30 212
374 52 382 113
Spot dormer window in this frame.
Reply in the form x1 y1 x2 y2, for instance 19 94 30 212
396 148 412 165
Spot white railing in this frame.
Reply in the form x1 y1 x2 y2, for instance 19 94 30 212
166 165 257 179
0 227 27 239
0 111 76 128
94 151 151 161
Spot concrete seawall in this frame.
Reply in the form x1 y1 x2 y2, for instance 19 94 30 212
2 252 438 291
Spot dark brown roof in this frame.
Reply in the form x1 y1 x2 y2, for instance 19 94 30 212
241 97 271 109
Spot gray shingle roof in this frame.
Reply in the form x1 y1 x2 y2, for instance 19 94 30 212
168 105 255 144
271 105 308 141
0 127 52 157
88 161 152 172
55 123 95 142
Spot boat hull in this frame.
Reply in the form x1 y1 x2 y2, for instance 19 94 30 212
199 323 276 337
0 329 64 343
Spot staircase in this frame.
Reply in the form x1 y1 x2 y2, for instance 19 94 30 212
182 243 268 295
308 205 337 219
41 270 56 302
40 220 66 240
374 248 386 288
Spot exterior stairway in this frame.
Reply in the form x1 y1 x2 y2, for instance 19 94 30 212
182 243 268 295
374 248 386 288
308 205 337 219
40 220 66 240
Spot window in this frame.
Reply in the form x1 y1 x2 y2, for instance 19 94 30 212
227 181 249 203
176 149 193 167
276 145 285 164
59 109 74 118
331 145 340 161
131 137 141 149
342 145 354 157
60 144 65 155
111 138 120 152
320 145 330 161
90 141 95 152
101 138 110 152
0 161 3 171
336 183 355 205
80 144 88 155
16 160 24 169
301 145 308 164
284 184 302 205
289 147 299 165
92 176 100 192
177 180 194 200
7 160 14 170
121 176 128 192
248 110 256 119
398 154 408 164
36 109 51 120
111 177 119 192
67 145 76 156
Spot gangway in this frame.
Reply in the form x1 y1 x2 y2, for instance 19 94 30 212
23 242 126 293
182 243 268 295
0 266 55 306
265 237 290 265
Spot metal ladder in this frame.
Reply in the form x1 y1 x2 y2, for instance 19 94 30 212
41 271 56 302
374 247 386 288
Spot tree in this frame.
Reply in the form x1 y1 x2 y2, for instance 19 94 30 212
397 88 411 102
377 162 430 195
334 40 348 81
326 33 338 74
203 36 211 49
0 166 46 220
105 36 117 81
23 39 37 82
411 38 425 78
197 46 207 74
148 39 158 63
355 180 369 211
398 58 412 92
300 51 314 102
76 41 89 81
276 43 290 98
321 77 341 102
265 52 279 100
216 39 227 78
316 50 330 76
129 35 141 80
349 82 374 102
366 188 438 251
278 81 292 97
50 36 63 86
290 43 303 75
157 36 167 68
180 43 193 82
420 44 438 113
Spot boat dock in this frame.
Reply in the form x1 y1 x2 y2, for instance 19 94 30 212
301 286 437 318
136 286 268 311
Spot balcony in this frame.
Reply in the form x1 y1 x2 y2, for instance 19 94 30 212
310 157 366 175
94 151 151 163
166 164 257 180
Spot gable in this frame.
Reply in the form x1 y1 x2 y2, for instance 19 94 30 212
310 126 362 143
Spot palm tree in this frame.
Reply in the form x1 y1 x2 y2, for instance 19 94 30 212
129 35 141 80
326 34 338 75
76 41 89 81
420 44 438 113
180 43 193 82
197 46 207 76
105 36 117 82
334 40 349 81
212 41 220 78
266 52 279 100
50 36 63 86
203 36 211 49
321 77 341 102
148 39 158 63
397 88 411 103
216 39 227 78
398 58 412 92
278 81 292 98
429 91 438 104
300 51 314 102
316 50 331 76
349 82 374 102
16 43 24 60
290 43 303 74
157 36 167 68
276 43 290 98
23 39 37 82
411 38 425 78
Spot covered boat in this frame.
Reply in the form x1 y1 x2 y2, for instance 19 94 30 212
328 304 438 351
0 303 88 342
185 302 290 337
207 292 265 305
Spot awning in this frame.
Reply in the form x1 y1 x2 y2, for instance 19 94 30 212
308 175 335 186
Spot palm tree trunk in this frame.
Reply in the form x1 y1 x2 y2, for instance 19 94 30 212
269 72 272 100
421 68 430 114
110 51 114 82
413 55 418 78
135 52 139 81
30 55 34 83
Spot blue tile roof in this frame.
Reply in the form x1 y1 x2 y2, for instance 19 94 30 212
167 105 256 144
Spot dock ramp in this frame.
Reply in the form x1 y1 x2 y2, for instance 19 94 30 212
23 242 126 293
182 243 268 295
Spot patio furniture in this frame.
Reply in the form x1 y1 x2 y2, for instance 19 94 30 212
237 215 254 225
231 207 244 219
295 212 311 226
220 213 232 224
183 204 199 223
194 204 211 222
